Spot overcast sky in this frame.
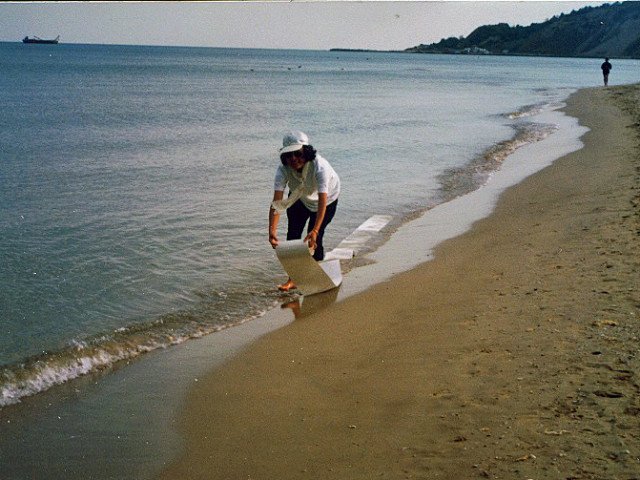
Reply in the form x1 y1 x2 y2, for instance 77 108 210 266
1 1 609 51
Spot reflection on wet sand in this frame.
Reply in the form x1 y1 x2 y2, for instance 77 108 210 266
280 287 340 319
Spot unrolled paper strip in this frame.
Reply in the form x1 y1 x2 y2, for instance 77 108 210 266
276 239 342 296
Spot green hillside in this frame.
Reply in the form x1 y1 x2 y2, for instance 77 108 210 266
406 1 640 58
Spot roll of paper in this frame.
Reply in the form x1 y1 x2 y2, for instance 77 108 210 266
276 239 342 296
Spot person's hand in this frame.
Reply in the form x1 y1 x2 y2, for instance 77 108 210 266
269 233 279 249
304 230 318 251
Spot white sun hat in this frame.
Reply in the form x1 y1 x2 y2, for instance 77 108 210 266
279 131 309 154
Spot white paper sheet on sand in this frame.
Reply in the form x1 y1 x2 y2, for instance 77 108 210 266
276 240 342 296
324 214 392 261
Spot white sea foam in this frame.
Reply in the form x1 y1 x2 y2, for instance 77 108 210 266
0 300 276 407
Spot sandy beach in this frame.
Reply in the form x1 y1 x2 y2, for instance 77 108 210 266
159 85 640 479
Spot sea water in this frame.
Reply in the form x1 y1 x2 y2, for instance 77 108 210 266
1 42 640 477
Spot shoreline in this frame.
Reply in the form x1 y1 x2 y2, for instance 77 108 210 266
0 102 564 410
159 84 639 479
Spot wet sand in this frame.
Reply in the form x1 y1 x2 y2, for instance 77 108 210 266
159 85 640 479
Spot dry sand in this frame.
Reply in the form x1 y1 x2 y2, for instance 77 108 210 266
160 85 640 480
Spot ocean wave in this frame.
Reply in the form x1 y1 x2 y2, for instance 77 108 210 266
504 102 545 119
505 101 565 120
0 286 281 407
436 121 559 202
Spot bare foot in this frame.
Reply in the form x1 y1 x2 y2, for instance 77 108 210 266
278 279 297 292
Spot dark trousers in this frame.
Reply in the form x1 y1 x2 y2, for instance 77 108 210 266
286 199 338 261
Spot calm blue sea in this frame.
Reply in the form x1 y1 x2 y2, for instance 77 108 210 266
1 42 640 410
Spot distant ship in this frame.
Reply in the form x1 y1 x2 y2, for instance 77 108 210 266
22 36 60 44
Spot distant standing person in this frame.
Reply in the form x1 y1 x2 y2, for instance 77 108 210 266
601 58 612 86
